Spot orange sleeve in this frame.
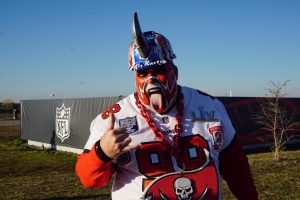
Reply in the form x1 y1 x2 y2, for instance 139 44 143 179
75 143 115 188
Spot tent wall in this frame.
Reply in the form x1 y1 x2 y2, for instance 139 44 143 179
21 97 121 150
21 96 300 152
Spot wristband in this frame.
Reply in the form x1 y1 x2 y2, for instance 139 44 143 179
95 140 113 162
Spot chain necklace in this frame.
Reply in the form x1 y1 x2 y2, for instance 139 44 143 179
134 86 184 157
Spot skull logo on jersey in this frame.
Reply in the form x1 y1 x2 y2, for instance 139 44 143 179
174 177 194 200
142 148 217 200
140 135 219 200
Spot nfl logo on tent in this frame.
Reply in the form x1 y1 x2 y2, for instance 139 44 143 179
56 103 71 142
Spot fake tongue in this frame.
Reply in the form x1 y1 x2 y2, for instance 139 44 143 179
150 93 164 111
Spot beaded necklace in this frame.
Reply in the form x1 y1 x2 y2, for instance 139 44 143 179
134 86 184 157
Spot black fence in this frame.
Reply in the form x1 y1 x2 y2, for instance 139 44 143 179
219 97 300 146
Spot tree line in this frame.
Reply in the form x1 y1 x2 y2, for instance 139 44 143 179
0 99 20 112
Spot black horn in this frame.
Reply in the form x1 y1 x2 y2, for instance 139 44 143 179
132 12 151 58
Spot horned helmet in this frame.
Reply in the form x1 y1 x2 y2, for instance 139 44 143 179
128 12 178 114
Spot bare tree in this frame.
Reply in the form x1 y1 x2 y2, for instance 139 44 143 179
254 80 298 161
2 98 14 110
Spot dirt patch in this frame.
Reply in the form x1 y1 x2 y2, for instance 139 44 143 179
0 124 20 142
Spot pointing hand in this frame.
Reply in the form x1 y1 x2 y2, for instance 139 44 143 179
99 113 138 159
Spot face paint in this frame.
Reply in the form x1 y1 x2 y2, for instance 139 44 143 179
135 63 178 113
129 13 178 113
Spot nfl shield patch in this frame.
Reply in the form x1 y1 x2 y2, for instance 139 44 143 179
119 116 139 134
56 103 71 142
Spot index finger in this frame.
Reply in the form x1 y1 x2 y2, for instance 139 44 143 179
107 112 115 130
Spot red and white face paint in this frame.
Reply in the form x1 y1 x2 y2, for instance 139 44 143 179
135 63 178 114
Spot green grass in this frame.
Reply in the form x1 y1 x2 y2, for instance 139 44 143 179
0 139 112 200
222 150 300 200
0 124 111 200
0 122 299 199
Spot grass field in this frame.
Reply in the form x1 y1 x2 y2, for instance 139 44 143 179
0 120 299 200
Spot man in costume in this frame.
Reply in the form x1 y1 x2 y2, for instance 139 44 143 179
76 13 258 200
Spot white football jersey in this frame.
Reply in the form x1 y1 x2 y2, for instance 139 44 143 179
84 86 235 200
